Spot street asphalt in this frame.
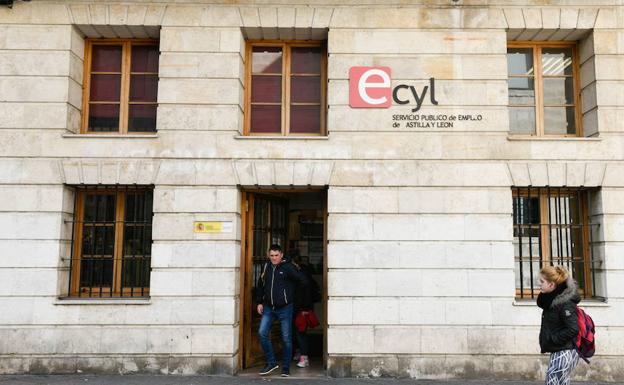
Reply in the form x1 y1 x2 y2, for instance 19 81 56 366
0 375 620 385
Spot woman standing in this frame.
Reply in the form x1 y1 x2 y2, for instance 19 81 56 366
537 265 581 385
291 254 321 369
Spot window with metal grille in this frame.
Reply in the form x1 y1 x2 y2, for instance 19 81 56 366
245 41 327 136
82 39 159 134
507 42 581 136
68 186 153 298
513 187 599 299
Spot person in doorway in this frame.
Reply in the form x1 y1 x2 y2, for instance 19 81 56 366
256 244 308 377
537 265 581 385
292 254 321 369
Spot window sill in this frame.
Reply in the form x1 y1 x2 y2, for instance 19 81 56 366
54 298 151 305
62 133 158 139
513 299 609 307
507 136 601 142
235 135 329 140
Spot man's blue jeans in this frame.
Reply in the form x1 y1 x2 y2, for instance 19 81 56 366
258 303 293 371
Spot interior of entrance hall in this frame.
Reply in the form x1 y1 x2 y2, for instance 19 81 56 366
240 190 326 374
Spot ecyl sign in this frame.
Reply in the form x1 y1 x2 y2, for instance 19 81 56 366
349 66 438 112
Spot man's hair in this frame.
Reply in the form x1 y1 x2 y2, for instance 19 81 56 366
269 243 282 253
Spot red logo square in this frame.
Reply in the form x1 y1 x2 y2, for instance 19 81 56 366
349 66 392 108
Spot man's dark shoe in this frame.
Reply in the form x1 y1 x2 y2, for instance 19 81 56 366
281 369 290 377
259 363 279 375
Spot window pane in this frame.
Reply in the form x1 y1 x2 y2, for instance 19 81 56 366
572 260 586 291
130 75 158 102
81 225 115 257
128 105 157 132
131 45 159 73
80 257 113 287
542 47 573 76
91 45 122 72
548 194 581 225
100 226 115 255
508 78 535 105
571 226 584 259
544 191 588 293
291 76 321 103
291 47 321 74
544 106 576 135
290 105 320 134
125 193 136 222
124 191 153 223
543 77 574 105
121 256 151 288
513 197 540 235
252 46 282 74
550 224 572 263
250 105 281 133
509 106 536 135
88 104 120 132
513 193 542 297
514 238 541 261
81 226 95 256
123 225 152 257
90 74 121 102
84 194 116 222
515 258 541 295
124 226 136 254
514 196 540 225
122 191 153 292
568 194 582 225
507 48 534 76
251 75 282 103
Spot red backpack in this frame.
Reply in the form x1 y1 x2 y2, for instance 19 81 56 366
574 306 596 363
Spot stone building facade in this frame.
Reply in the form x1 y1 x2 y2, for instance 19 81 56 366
0 0 623 381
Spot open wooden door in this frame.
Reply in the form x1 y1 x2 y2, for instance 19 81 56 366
241 193 288 368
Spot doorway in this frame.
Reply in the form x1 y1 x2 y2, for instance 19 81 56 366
240 189 327 375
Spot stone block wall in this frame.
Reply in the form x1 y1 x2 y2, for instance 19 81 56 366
0 0 623 381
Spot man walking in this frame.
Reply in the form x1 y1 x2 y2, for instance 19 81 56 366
256 244 308 377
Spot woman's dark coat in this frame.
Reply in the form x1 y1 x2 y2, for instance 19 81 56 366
537 275 581 353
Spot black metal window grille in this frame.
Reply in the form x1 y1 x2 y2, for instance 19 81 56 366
513 187 598 299
68 185 153 298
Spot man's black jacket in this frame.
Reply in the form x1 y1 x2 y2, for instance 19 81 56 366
255 258 308 309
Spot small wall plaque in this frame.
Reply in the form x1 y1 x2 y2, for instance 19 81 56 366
193 221 233 233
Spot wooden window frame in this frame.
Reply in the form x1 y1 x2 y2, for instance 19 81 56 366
513 187 594 299
81 39 159 134
69 186 153 298
507 41 582 137
244 40 327 136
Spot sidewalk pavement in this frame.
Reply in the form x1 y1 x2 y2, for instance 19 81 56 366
0 375 619 385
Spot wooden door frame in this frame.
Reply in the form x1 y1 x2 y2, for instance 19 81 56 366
238 190 251 371
238 188 328 371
